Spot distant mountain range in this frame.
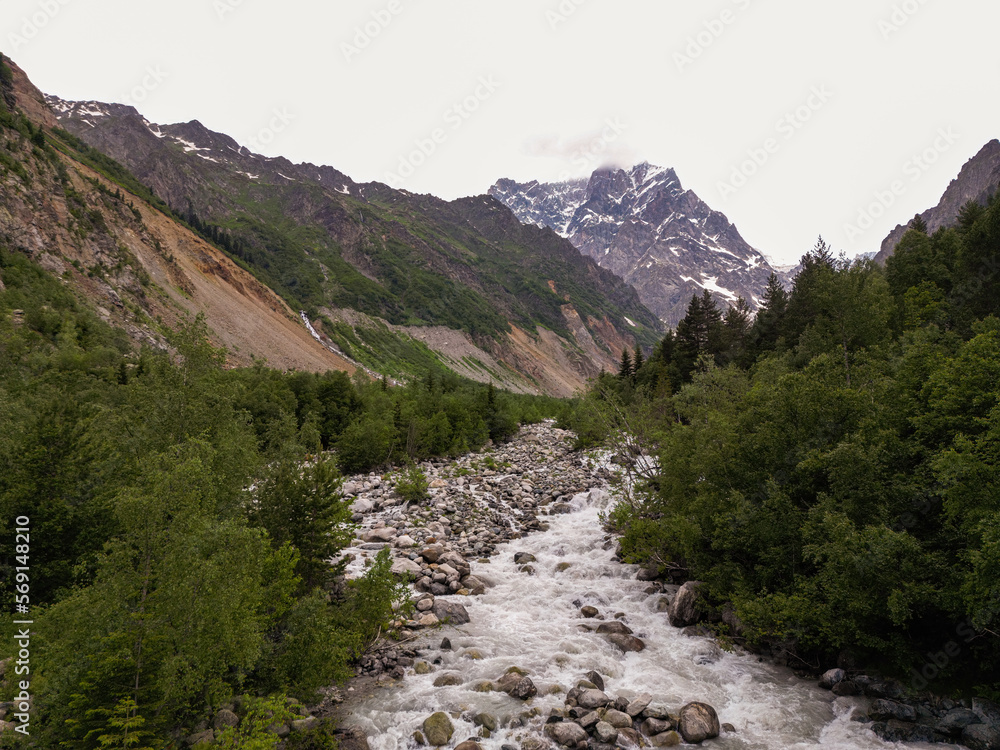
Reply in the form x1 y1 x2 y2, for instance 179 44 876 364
491 163 780 326
877 139 1000 264
0 58 668 397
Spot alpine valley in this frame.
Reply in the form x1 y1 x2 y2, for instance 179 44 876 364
1 56 666 398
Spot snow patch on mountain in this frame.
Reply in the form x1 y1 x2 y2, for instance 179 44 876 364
490 163 778 326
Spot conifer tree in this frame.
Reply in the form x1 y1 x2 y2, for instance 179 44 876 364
618 348 633 380
746 273 789 361
910 213 928 233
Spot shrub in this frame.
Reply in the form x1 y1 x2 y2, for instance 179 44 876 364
394 461 429 504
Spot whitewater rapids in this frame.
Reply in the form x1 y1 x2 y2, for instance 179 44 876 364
339 485 958 750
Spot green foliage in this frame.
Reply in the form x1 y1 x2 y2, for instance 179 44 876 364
94 699 157 750
394 461 430 504
284 719 341 750
215 695 301 750
250 455 354 589
47 128 174 215
596 218 1000 691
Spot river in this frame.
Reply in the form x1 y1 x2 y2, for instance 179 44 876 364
338 464 960 750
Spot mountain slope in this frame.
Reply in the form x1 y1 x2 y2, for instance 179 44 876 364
47 91 662 395
876 139 1000 264
0 55 352 373
491 163 777 326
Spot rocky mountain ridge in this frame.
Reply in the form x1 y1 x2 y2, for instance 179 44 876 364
876 139 1000 264
491 163 779 326
43 88 662 395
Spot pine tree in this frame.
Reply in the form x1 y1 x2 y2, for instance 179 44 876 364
721 297 752 365
909 214 928 233
633 345 645 373
618 348 633 380
783 237 837 345
746 274 789 361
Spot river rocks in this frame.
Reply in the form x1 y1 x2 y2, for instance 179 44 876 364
678 702 721 743
422 712 454 746
580 606 599 618
545 721 589 746
593 721 619 743
420 545 445 563
595 621 633 635
605 633 646 652
578 711 599 728
514 552 537 564
431 599 470 625
963 723 1000 750
649 731 682 747
584 670 605 691
576 689 613 709
871 720 938 744
603 709 632 728
391 558 423 576
642 717 673 735
818 668 845 689
869 699 918 723
668 581 705 628
936 707 980 735
831 680 859 696
454 742 481 750
473 713 498 731
432 673 462 687
363 527 397 543
627 694 652 717
508 677 538 700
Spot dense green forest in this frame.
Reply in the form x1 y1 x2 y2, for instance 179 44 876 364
0 241 564 748
570 203 1000 695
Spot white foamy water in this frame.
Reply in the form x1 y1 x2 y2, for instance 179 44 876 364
341 487 958 750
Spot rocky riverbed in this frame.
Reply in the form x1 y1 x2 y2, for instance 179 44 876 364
328 422 979 750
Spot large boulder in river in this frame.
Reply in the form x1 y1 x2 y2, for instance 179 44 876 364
422 712 454 746
431 599 470 625
507 676 538 700
391 558 423 576
363 527 397 543
818 668 845 689
577 689 612 709
963 724 1000 750
596 621 633 635
606 633 646 652
668 581 705 628
678 702 720 743
545 721 589 746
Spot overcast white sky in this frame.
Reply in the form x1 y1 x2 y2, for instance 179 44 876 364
4 0 997 264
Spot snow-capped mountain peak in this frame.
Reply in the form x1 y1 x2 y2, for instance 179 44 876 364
489 164 778 325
